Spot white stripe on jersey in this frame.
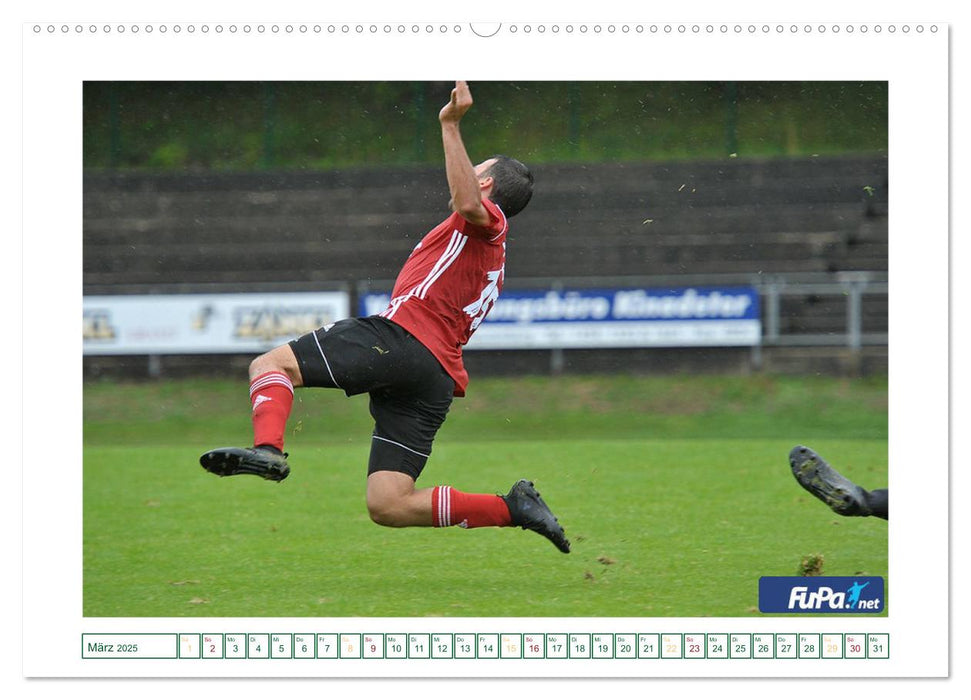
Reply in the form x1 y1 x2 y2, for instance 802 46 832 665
488 205 508 242
382 230 468 320
417 231 467 299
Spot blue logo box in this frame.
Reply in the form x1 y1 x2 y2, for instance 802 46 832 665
759 576 885 613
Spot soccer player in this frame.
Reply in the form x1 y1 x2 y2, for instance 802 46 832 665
200 81 570 553
789 445 888 520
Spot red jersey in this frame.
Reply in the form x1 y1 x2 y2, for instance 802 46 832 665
379 199 508 396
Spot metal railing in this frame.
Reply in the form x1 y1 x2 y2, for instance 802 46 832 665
759 271 888 351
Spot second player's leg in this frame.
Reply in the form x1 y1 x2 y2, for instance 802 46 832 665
789 445 887 519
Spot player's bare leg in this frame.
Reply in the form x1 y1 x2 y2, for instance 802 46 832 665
366 470 570 553
248 344 304 387
366 471 436 527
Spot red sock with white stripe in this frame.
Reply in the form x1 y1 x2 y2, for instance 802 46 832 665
249 371 294 452
432 485 512 528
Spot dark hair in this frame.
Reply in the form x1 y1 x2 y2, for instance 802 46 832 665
484 155 533 217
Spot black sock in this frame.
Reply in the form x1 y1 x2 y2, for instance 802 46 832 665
864 488 888 520
255 444 283 456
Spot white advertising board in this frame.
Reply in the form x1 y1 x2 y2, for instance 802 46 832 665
83 292 350 355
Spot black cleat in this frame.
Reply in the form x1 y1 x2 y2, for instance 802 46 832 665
200 446 290 482
789 445 869 516
501 479 571 553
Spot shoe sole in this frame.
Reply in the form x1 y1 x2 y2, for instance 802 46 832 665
789 445 865 515
200 447 290 482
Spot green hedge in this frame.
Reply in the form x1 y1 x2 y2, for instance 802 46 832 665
83 81 888 171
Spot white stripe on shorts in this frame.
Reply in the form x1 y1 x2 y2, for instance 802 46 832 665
371 435 430 459
312 329 343 390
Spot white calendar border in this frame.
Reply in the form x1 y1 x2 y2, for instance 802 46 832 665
16 0 955 687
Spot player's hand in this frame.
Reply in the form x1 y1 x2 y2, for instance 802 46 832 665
439 81 473 124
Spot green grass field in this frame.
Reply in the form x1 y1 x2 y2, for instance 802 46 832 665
83 373 888 618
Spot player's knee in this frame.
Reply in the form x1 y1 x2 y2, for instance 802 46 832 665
248 355 270 379
366 470 419 527
248 346 301 384
366 494 404 528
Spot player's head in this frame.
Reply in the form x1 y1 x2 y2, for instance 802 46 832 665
480 155 533 217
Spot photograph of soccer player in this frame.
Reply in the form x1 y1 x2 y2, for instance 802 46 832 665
199 81 570 554
789 445 888 520
83 79 891 619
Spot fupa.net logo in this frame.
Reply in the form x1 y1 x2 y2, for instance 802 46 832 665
758 577 885 613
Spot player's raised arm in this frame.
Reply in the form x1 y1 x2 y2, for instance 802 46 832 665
439 81 492 226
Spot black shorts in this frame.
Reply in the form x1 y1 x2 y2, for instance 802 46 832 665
289 316 455 480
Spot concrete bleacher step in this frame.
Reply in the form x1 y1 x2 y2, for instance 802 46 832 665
83 155 887 288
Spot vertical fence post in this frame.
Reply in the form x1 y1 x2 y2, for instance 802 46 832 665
846 280 863 351
764 278 781 344
108 82 121 169
723 81 738 156
413 81 426 162
262 82 277 169
550 280 565 375
844 276 866 376
568 83 581 158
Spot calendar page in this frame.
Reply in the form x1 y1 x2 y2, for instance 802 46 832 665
19 1 952 692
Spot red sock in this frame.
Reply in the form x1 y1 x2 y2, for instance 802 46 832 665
432 486 512 528
249 371 294 451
